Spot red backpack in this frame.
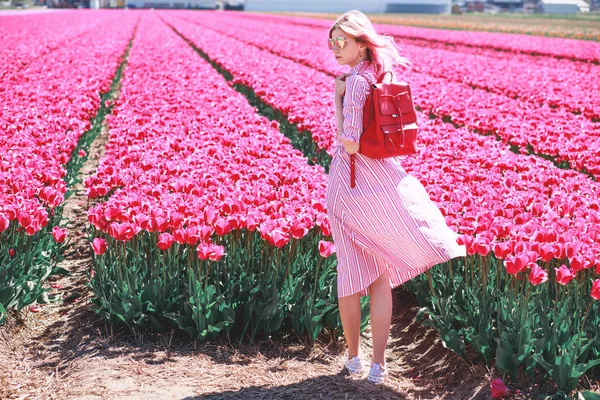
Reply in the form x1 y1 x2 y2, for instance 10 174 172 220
350 71 418 188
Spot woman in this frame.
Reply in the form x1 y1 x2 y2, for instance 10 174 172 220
325 10 466 384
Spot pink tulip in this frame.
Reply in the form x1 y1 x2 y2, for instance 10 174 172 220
197 243 225 262
555 265 576 286
318 240 336 258
52 226 68 243
490 378 510 398
0 214 8 233
529 264 548 286
92 238 107 255
493 242 513 260
79 11 600 283
157 233 174 251
29 305 43 313
591 279 600 301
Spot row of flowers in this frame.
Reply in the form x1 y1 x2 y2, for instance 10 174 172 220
158 12 600 274
172 12 600 179
245 12 600 64
196 11 600 121
0 11 138 238
0 10 125 80
0 11 139 322
84 12 342 341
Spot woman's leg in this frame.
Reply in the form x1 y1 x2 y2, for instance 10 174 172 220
338 292 362 358
369 270 392 365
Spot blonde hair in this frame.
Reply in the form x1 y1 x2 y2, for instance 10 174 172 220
329 10 410 79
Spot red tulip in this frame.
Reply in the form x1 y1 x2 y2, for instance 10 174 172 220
197 243 225 261
528 264 548 286
52 226 68 243
491 378 509 398
319 240 336 258
555 265 576 286
0 214 8 233
591 279 600 301
493 241 513 260
214 218 233 236
29 305 43 313
157 233 174 251
270 229 289 248
92 238 107 255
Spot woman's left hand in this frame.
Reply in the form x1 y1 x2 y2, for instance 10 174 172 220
335 74 349 97
340 137 360 154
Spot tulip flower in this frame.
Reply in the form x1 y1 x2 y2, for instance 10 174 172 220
490 378 510 398
528 264 548 286
318 240 336 258
157 233 174 251
197 243 225 262
92 238 108 255
29 305 43 313
591 279 600 301
52 226 68 243
0 214 8 233
555 265 576 286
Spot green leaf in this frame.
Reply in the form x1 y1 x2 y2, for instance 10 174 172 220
582 391 600 400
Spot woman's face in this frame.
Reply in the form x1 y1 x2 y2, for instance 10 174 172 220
329 27 364 67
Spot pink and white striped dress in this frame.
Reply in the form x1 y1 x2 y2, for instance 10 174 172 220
326 60 466 298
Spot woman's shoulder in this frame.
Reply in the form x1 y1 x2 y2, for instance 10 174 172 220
351 63 376 84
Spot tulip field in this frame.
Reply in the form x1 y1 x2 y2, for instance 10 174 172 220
1 9 600 397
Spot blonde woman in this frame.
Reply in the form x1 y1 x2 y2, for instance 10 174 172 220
326 10 466 384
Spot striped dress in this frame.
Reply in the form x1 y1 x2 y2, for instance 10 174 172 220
326 60 466 298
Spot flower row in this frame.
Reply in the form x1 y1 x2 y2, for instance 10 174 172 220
0 11 138 237
245 12 600 64
173 12 600 178
84 12 342 341
221 13 600 121
158 12 600 274
0 10 125 80
86 12 331 252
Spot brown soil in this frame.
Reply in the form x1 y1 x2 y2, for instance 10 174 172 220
0 117 492 399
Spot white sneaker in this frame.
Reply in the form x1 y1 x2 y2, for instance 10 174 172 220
368 362 388 384
344 355 365 374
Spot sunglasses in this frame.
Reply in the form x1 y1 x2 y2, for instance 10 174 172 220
328 36 348 50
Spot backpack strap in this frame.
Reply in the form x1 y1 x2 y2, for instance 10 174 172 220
378 70 394 84
354 73 376 132
349 73 374 190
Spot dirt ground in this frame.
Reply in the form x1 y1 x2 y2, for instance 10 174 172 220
0 120 493 399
